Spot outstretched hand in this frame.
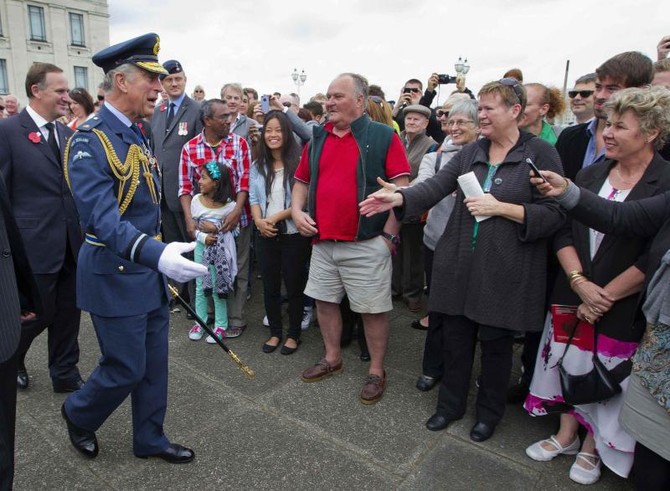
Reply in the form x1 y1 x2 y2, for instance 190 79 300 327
530 170 569 197
359 177 404 217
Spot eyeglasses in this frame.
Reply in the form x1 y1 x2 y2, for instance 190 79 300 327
499 78 524 104
446 119 474 128
436 109 450 118
568 90 594 99
403 87 421 94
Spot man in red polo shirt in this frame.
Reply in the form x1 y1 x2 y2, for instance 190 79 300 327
292 73 410 404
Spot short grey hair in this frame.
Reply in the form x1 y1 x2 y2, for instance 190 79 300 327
220 83 243 98
101 63 139 92
200 98 227 125
575 73 597 85
448 99 479 125
338 72 369 102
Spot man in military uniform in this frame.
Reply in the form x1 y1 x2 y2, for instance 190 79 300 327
61 33 207 463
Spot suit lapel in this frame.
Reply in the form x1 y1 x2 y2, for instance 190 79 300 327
19 110 60 168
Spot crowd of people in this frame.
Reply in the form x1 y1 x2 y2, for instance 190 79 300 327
1 30 670 490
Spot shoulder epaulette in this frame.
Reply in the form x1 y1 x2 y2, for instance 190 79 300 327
76 116 103 132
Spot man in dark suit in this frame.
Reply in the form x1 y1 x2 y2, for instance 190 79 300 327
151 59 203 246
0 62 84 393
0 173 41 490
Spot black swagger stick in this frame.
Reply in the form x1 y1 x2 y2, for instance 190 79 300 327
168 285 255 379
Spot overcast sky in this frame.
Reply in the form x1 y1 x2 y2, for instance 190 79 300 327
109 0 669 106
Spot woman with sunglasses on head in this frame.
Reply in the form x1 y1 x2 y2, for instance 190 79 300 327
67 88 95 130
360 79 565 442
249 110 311 355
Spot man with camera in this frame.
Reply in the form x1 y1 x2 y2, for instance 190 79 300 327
392 75 445 143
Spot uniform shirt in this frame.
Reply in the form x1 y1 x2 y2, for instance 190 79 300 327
178 131 251 228
294 122 409 241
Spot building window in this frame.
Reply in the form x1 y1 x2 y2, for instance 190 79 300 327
73 66 88 90
28 5 46 42
69 13 85 47
0 59 9 94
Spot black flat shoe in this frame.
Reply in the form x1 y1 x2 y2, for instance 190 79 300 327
425 413 456 432
410 319 429 331
416 374 440 392
136 443 195 464
53 377 85 393
280 339 301 355
359 351 371 362
262 337 281 354
470 421 496 442
17 366 29 390
61 404 98 458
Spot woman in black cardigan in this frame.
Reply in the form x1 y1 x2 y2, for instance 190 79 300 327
360 79 565 442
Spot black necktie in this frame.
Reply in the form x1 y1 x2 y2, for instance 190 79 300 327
166 102 175 130
45 122 60 162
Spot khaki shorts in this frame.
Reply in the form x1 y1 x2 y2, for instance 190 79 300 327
305 236 392 314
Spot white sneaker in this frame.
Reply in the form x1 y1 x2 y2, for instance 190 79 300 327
301 308 313 331
569 452 601 485
262 315 269 327
206 327 226 344
188 325 203 341
526 435 580 462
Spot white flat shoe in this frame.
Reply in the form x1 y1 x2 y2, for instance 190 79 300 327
526 435 580 462
569 452 601 485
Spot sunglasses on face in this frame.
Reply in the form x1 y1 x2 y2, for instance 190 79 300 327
436 109 450 118
498 77 524 104
403 87 421 94
282 101 293 108
0 105 5 111
568 90 594 99
97 95 105 101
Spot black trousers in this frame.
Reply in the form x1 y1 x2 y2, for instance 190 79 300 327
391 221 425 303
632 442 670 491
435 314 515 426
256 233 311 341
18 248 81 382
161 200 193 305
421 246 443 378
0 352 17 491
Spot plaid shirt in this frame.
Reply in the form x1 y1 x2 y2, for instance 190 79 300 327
178 131 251 228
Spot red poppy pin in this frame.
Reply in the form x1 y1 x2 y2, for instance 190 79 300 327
28 132 41 143
160 104 167 112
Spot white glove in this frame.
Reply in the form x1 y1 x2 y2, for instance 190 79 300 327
157 242 208 283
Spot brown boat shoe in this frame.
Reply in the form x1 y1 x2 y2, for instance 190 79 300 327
301 358 343 383
359 371 386 405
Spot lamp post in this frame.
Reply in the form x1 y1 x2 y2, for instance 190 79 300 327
454 56 470 92
291 68 307 95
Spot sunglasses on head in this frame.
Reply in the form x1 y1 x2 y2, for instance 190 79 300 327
568 90 594 99
499 78 524 104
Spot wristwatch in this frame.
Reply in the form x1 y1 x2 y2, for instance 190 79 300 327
381 232 400 245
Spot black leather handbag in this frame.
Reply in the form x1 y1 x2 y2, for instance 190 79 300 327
556 320 625 406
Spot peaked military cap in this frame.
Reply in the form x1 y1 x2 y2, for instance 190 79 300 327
92 33 168 75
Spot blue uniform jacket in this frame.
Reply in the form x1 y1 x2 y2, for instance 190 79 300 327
67 105 168 316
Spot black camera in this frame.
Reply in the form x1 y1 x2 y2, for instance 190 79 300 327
437 74 455 84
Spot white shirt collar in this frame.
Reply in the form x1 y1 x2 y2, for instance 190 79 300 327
26 104 51 129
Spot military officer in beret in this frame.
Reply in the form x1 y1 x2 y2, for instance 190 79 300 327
61 33 207 463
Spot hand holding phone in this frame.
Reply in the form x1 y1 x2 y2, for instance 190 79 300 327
526 158 547 183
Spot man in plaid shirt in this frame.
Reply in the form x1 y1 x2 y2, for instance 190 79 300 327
179 98 251 334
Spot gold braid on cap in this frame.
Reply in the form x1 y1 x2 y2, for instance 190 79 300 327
64 129 158 215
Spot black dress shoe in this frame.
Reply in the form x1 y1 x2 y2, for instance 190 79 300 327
426 413 456 432
280 339 301 355
17 367 29 390
359 351 371 362
136 443 195 464
53 377 85 393
416 374 440 392
61 404 98 458
410 319 429 331
470 421 496 442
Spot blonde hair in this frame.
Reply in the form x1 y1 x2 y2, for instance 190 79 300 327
525 83 566 120
605 86 670 149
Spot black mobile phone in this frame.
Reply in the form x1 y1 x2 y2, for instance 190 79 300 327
526 158 547 182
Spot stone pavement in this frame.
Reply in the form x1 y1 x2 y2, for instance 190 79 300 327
13 279 633 490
